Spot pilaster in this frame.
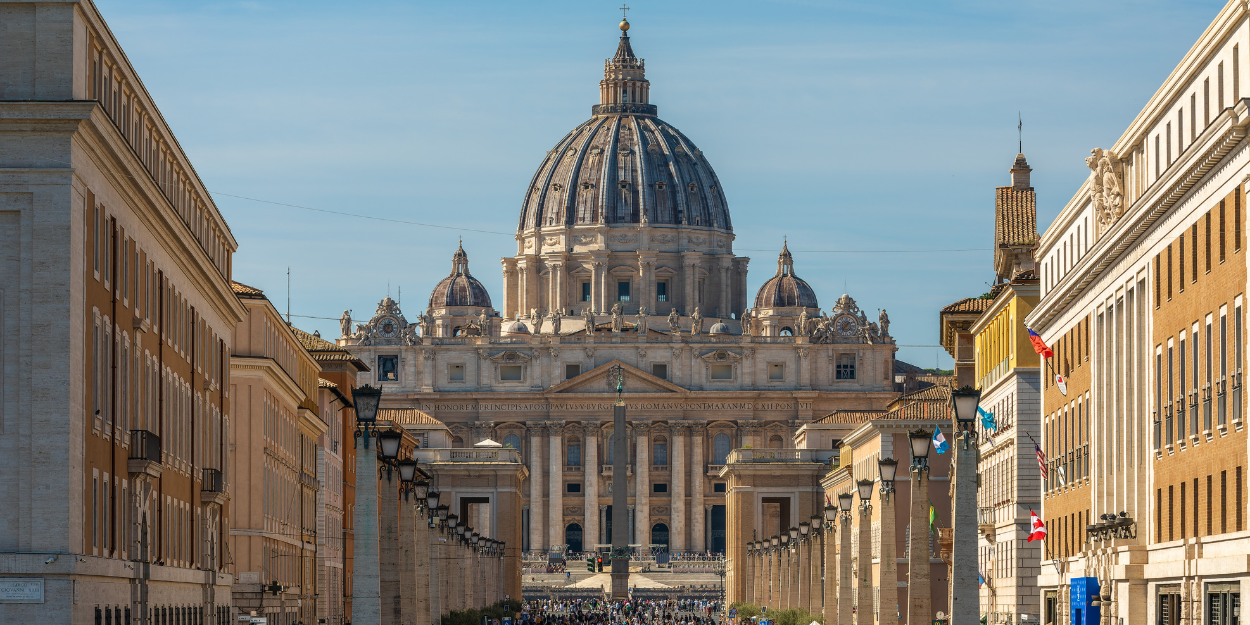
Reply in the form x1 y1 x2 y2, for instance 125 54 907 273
528 424 545 551
583 423 600 549
671 421 689 551
635 421 652 550
691 426 706 551
548 421 566 548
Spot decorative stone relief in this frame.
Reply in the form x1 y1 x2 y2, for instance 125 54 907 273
1087 147 1125 229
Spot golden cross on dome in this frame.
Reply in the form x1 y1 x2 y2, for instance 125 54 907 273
620 3 629 20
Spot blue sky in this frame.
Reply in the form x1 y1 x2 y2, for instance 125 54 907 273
100 0 1224 368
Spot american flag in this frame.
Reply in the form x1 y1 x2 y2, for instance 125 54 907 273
1035 444 1048 479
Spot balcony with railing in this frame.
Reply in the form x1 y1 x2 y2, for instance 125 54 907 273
127 430 162 478
724 448 837 465
600 464 634 476
201 468 228 506
413 448 523 464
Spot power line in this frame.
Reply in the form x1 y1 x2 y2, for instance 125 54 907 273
208 192 516 236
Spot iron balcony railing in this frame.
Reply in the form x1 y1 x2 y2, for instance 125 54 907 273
202 468 224 493
129 430 161 462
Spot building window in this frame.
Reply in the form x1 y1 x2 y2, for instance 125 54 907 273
617 280 631 302
653 437 668 466
713 433 731 465
710 364 732 380
449 364 465 382
567 439 582 467
567 482 581 493
836 353 856 380
377 355 398 382
651 363 668 380
657 281 668 302
582 282 591 302
565 363 581 380
768 363 784 381
502 434 521 450
713 482 726 493
500 365 523 382
653 483 668 493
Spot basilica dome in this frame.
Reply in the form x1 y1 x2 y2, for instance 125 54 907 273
516 25 731 234
754 242 819 309
429 243 492 309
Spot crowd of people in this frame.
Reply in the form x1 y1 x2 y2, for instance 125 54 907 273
521 598 721 625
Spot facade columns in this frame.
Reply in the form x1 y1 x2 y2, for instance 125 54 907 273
635 422 651 550
838 514 852 625
690 426 705 551
743 546 755 605
771 546 782 607
583 424 600 550
880 488 898 625
908 468 931 625
718 259 731 318
799 537 812 613
548 422 565 548
788 541 800 608
351 438 382 625
592 260 606 314
671 421 688 551
857 501 872 625
754 549 765 607
682 252 700 315
528 424 545 552
810 526 823 615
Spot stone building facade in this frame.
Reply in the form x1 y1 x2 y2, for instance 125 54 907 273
1027 2 1250 623
340 19 902 556
0 2 242 623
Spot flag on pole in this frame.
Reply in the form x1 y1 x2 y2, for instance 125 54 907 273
1035 444 1048 479
932 427 949 454
978 406 996 431
928 500 940 535
1026 328 1053 359
978 572 986 587
1028 510 1047 542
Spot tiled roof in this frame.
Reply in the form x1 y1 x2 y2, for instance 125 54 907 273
290 326 370 371
377 408 446 427
994 187 1038 247
941 297 993 314
817 410 888 424
318 379 338 390
231 281 265 298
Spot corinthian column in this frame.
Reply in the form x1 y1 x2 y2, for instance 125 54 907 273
584 423 600 550
635 422 651 550
528 423 545 551
548 422 565 547
690 426 705 551
671 421 688 551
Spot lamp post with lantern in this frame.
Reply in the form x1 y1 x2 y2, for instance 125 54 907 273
907 429 933 625
349 384 384 625
877 457 899 625
819 506 834 622
798 521 811 612
836 493 854 625
856 479 874 625
949 386 983 625
770 535 781 607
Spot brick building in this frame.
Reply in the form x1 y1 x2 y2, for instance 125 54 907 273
1027 2 1250 623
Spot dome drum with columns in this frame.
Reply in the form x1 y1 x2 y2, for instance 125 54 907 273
339 17 906 556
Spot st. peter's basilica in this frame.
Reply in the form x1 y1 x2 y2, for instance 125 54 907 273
338 19 903 555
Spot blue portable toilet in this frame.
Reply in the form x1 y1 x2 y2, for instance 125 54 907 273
1070 577 1101 625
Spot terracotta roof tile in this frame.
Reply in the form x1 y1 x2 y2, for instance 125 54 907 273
817 410 888 424
290 326 370 371
231 281 265 298
940 297 993 314
377 408 445 427
995 186 1038 248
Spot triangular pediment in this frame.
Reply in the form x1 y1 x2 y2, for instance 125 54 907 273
548 359 686 394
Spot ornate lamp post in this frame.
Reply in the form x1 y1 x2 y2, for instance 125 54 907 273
949 387 982 625
836 493 854 625
877 457 899 625
907 429 933 625
798 522 811 612
350 384 383 625
770 535 780 607
856 479 874 625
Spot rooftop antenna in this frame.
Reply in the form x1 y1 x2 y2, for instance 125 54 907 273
1018 112 1023 154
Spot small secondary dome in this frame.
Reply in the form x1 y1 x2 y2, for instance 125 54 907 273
708 321 731 335
754 242 819 309
429 242 492 309
504 319 531 335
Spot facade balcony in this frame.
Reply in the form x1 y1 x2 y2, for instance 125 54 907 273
599 464 634 476
201 468 228 506
127 430 162 478
563 465 583 473
412 448 523 464
723 448 837 465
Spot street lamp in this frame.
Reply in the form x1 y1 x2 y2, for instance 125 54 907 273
856 479 874 512
837 493 853 516
824 503 837 525
788 527 799 542
352 384 383 443
799 522 810 539
950 386 982 440
780 533 790 546
771 535 780 548
378 429 403 461
878 457 899 501
908 429 931 472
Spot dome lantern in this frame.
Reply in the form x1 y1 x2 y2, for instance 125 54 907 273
754 242 819 310
429 242 493 310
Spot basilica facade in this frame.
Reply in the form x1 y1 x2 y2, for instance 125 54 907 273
340 19 901 555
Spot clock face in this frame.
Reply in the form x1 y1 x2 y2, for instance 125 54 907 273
379 318 399 338
835 315 859 337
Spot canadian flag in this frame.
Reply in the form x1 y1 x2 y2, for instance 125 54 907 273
1028 510 1047 542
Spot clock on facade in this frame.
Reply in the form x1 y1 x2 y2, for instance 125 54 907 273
379 318 399 338
834 315 859 338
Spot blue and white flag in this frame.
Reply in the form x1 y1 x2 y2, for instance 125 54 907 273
933 427 949 454
978 406 996 432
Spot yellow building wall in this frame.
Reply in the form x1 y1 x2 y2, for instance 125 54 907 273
975 293 1039 389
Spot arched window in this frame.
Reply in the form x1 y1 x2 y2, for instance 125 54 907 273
452 436 464 448
780 327 794 337
652 436 668 466
565 523 583 553
567 437 582 467
713 433 731 465
651 523 669 548
768 435 784 449
453 326 465 337
503 434 521 450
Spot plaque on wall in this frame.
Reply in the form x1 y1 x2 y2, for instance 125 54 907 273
0 578 44 603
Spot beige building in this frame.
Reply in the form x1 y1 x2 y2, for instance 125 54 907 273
1026 2 1250 623
341 19 902 558
0 1 243 623
229 283 327 625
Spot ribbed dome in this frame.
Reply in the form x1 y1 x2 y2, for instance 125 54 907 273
754 242 819 309
429 243 493 309
516 26 731 233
